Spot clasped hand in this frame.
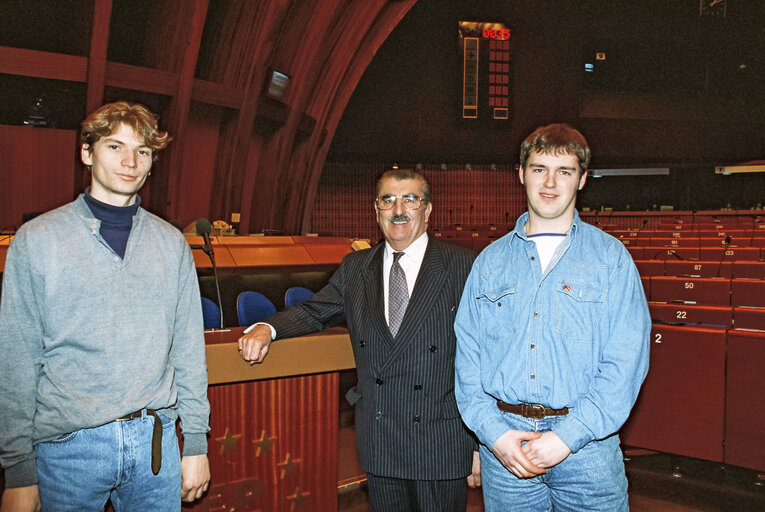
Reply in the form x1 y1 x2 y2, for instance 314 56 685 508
492 430 572 478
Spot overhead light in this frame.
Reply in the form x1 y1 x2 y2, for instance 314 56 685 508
715 162 765 174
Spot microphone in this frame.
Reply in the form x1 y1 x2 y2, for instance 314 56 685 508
635 218 647 237
195 218 214 261
716 235 732 278
193 218 223 329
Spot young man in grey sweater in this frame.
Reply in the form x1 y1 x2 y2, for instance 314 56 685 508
0 101 210 512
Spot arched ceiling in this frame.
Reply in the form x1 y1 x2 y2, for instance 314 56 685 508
0 0 418 233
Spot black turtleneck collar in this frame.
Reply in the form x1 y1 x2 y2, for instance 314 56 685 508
83 189 141 259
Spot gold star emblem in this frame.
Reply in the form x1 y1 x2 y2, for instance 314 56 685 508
253 430 277 457
277 453 301 479
286 486 310 510
215 427 241 455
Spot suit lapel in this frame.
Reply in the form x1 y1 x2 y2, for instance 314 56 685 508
381 238 447 370
363 244 395 347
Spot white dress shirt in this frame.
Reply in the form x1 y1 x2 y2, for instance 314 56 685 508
382 232 429 326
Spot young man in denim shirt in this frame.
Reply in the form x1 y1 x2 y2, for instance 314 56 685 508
0 102 210 512
455 123 650 511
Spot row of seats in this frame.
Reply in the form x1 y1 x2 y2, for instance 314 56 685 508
621 237 765 248
641 276 764 307
647 303 765 330
655 220 764 230
610 229 765 239
201 286 315 330
626 246 764 260
634 259 765 279
621 325 765 472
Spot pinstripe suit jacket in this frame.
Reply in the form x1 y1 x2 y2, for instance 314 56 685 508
267 237 477 480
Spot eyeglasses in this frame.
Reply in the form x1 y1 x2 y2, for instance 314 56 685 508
375 194 426 211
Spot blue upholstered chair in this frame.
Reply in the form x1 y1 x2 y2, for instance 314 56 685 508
236 291 277 327
285 286 314 307
201 297 220 330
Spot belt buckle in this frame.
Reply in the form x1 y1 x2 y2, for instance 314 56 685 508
522 403 547 419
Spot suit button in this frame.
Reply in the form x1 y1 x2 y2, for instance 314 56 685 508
429 345 437 352
376 378 383 385
414 384 422 390
359 340 366 348
413 415 421 423
375 412 382 419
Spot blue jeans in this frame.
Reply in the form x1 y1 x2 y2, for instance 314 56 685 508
480 412 628 512
36 411 181 512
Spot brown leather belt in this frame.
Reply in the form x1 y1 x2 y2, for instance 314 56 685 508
496 400 569 419
115 409 162 475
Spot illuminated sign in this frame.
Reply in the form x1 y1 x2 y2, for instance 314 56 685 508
459 21 511 121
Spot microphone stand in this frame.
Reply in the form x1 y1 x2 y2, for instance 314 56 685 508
205 241 224 330
191 233 224 329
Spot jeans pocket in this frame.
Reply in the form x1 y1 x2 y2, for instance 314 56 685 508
157 412 176 429
43 430 79 444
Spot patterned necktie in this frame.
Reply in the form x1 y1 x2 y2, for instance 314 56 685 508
388 251 409 337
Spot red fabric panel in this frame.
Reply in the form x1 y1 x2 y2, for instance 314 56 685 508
731 279 765 307
0 125 76 231
648 303 733 328
724 330 765 472
633 259 665 276
733 307 765 331
188 373 340 512
649 276 731 305
663 260 732 278
621 325 726 461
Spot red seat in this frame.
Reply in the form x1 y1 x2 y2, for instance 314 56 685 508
724 329 765 472
640 276 650 298
643 247 699 260
649 303 733 328
633 259 664 277
663 260 732 278
732 261 765 279
649 276 730 305
472 237 495 252
447 238 475 250
699 246 761 261
649 237 698 248
731 279 765 307
619 238 638 247
733 306 765 331
627 247 644 260
621 325 726 462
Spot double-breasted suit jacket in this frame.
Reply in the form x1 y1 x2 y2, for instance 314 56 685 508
267 237 476 480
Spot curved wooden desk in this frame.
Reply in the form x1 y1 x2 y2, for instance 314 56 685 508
194 327 354 512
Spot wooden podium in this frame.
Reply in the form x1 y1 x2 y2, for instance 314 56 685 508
188 327 354 512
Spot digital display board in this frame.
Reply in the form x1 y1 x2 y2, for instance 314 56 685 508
459 21 511 121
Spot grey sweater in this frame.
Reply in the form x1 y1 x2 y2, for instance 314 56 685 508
0 195 210 488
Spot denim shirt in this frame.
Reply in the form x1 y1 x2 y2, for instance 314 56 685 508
455 211 650 454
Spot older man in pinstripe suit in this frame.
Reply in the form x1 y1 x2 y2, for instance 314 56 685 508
239 169 479 511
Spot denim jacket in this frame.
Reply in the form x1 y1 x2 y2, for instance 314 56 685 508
455 211 650 453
